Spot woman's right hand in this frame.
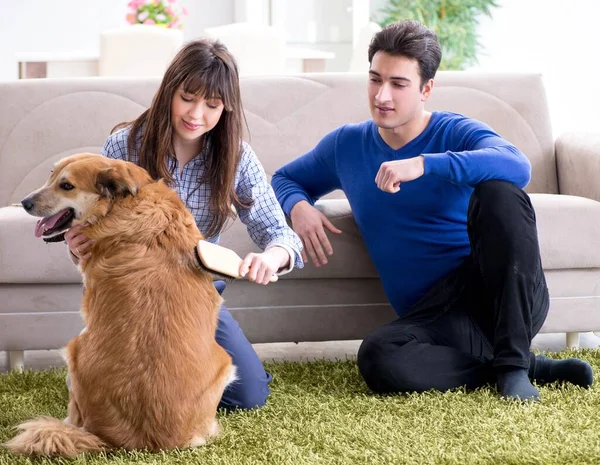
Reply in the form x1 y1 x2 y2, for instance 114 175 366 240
64 224 94 263
290 200 342 267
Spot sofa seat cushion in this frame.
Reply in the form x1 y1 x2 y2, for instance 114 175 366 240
3 192 600 284
532 193 600 270
264 193 600 279
0 206 81 283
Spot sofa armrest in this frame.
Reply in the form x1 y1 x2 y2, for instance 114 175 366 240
556 131 600 201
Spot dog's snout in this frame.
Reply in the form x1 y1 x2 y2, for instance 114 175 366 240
21 197 35 212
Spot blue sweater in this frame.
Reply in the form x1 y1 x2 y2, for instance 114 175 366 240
271 111 531 315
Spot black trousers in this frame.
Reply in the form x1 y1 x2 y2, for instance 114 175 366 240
357 180 550 393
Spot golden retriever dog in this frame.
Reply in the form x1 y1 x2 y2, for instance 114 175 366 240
6 153 236 457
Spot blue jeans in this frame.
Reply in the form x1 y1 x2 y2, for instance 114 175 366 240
213 280 272 411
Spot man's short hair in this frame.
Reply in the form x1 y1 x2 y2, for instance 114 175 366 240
368 20 442 88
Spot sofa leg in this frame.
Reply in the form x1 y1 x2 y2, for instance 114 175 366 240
566 332 580 349
9 350 24 372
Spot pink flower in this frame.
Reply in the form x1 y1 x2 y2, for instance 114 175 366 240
137 10 149 21
165 6 174 15
144 18 156 25
125 13 136 24
167 0 176 3
182 6 188 15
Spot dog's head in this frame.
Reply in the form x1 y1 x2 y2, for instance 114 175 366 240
21 153 153 242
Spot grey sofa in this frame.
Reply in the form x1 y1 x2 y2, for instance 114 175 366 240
2 72 600 371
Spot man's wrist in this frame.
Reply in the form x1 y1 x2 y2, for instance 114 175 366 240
283 194 311 217
290 200 310 218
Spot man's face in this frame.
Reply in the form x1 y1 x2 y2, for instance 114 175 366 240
368 51 432 130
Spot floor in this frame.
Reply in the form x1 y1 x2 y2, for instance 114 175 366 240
2 332 600 373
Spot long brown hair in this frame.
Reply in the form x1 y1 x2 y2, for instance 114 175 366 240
113 38 250 238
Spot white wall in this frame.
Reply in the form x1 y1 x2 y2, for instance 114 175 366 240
0 0 234 82
474 0 600 136
234 0 270 24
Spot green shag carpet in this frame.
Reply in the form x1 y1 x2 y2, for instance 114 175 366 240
1 350 600 465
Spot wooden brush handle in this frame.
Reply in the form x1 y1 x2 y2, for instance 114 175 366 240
196 240 278 283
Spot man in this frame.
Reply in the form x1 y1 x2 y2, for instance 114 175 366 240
271 20 593 401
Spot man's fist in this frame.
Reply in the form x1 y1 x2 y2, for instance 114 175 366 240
375 156 425 193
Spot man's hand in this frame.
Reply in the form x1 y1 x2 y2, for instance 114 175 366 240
240 246 288 285
290 200 342 267
375 156 425 193
64 224 94 265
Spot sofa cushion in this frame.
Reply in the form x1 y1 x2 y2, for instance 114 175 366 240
222 193 600 279
0 73 556 208
0 206 81 283
312 194 600 276
4 193 600 284
532 193 600 270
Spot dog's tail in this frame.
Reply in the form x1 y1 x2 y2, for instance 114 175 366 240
4 416 106 458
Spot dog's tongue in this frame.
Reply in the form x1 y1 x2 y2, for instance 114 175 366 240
34 209 69 237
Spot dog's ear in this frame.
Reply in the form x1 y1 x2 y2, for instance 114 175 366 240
96 166 138 199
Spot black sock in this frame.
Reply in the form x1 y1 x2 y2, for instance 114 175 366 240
533 355 594 387
497 368 539 401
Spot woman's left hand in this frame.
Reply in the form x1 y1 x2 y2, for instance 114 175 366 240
240 247 289 285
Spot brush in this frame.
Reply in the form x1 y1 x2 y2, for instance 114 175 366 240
194 240 278 283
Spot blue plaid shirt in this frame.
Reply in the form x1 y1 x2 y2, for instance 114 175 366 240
101 127 303 270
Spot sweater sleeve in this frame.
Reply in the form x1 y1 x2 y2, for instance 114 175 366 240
271 128 342 216
422 118 532 188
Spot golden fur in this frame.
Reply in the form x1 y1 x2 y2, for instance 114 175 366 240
6 153 235 457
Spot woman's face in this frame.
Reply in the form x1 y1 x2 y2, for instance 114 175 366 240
170 84 225 145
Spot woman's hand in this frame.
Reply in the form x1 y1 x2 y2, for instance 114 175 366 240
240 246 289 285
64 224 94 264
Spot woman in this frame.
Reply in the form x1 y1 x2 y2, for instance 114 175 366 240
65 39 303 410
